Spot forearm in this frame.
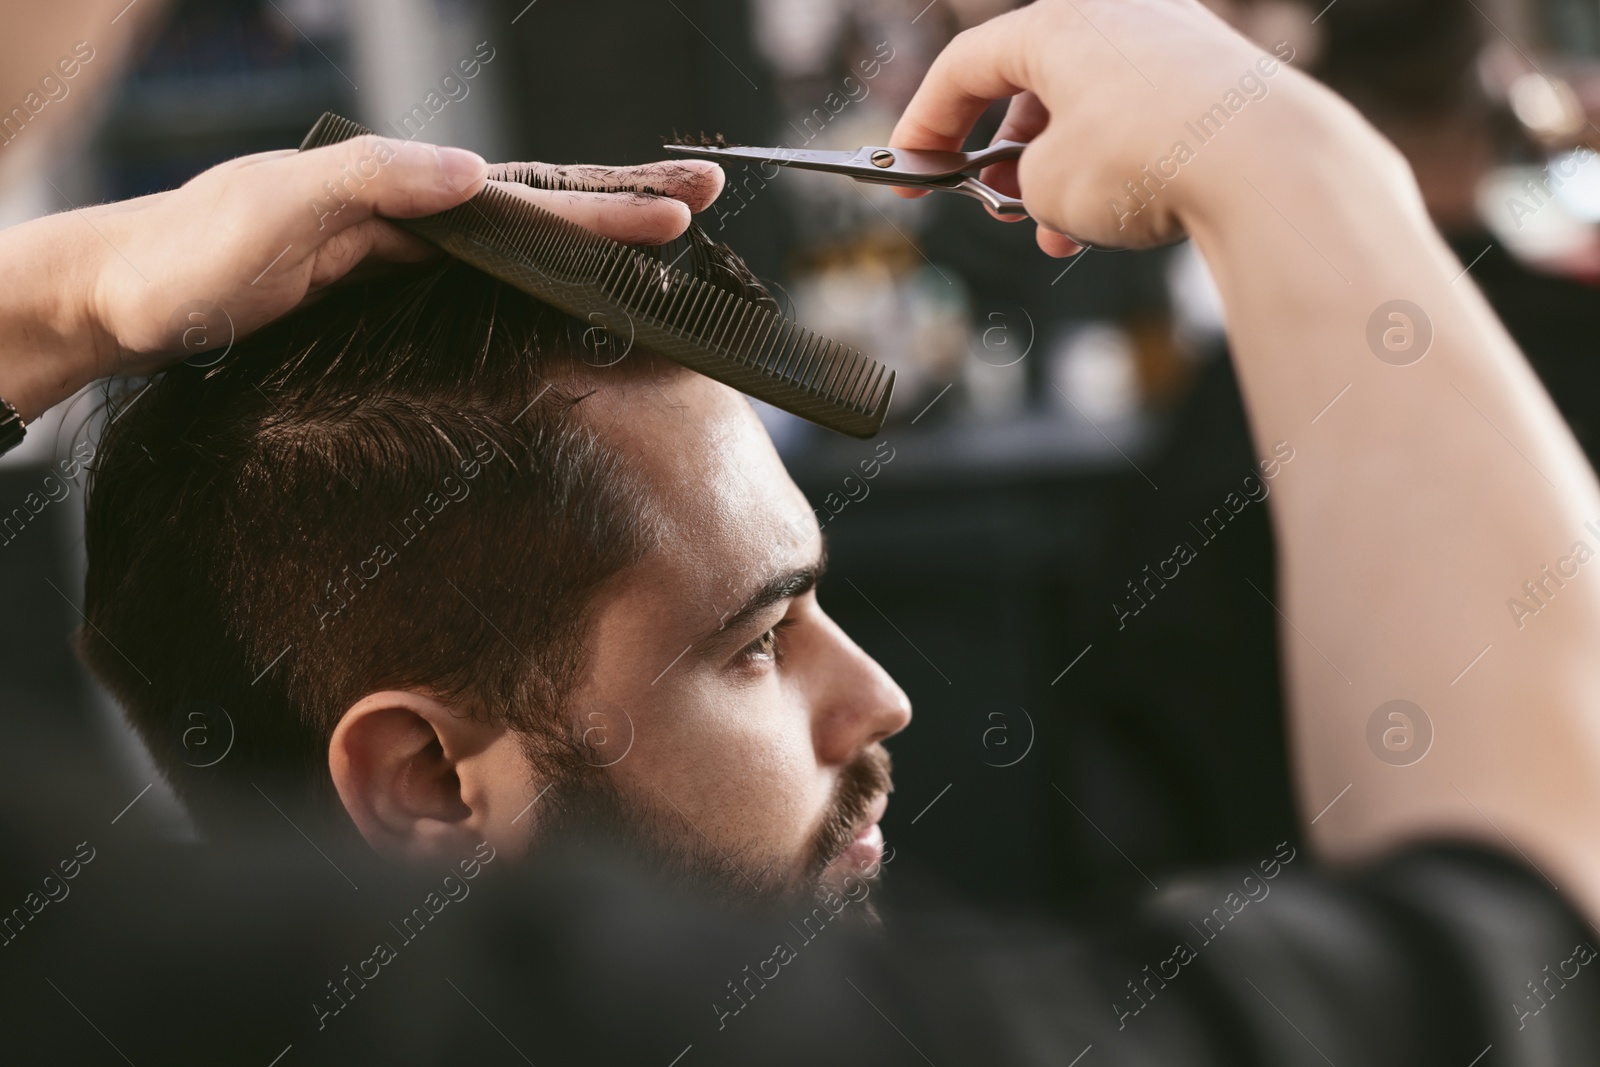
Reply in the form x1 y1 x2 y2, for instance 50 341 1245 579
1186 82 1600 921
0 213 105 423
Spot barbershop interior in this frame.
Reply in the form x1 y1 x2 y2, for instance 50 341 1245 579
5 0 1600 1061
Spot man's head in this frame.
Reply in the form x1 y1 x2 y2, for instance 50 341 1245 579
79 242 910 908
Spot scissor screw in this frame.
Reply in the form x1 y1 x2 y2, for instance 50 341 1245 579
870 150 896 168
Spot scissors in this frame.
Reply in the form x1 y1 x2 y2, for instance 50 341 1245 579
662 138 1030 218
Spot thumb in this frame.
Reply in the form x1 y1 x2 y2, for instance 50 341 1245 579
284 136 489 241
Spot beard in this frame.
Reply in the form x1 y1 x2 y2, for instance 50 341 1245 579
798 744 893 893
524 739 894 916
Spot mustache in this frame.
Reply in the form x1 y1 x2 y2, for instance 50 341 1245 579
806 745 893 878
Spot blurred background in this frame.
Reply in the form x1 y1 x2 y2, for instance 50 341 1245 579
7 0 1600 922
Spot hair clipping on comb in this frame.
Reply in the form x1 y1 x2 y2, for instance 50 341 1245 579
299 112 893 438
665 129 736 149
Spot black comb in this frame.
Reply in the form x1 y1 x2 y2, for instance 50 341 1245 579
299 113 894 438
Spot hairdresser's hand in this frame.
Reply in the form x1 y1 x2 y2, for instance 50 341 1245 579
889 0 1349 254
899 0 1600 935
0 137 724 422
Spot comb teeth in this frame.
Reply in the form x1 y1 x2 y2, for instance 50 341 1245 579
301 113 891 438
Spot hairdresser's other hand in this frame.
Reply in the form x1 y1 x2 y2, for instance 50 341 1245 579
45 136 492 398
889 0 1346 255
0 138 725 423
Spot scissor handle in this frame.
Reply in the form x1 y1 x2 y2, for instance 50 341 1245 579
944 176 1029 217
949 140 1028 216
962 139 1029 169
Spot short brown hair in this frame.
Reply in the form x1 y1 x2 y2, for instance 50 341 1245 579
79 258 671 838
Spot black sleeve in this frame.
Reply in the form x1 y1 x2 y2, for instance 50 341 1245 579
891 842 1600 1066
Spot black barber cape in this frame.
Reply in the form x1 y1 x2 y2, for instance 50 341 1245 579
0 834 1593 1065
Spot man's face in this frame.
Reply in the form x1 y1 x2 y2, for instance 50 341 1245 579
544 367 913 906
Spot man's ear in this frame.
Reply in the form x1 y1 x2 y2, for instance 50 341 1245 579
328 690 534 864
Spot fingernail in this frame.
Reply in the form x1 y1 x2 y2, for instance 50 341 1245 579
434 145 488 191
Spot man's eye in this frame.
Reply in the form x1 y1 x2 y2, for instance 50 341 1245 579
739 618 795 664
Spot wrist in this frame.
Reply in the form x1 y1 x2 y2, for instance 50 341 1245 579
1178 76 1423 253
0 212 112 423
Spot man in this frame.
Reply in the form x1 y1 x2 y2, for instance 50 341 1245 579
4 0 1600 1059
78 238 908 910
76 0 1600 927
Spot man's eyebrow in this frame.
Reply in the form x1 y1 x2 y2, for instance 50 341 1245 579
707 546 828 644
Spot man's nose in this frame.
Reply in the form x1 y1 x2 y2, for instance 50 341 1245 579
809 610 912 766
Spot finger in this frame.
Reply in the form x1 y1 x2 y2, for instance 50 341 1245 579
982 193 1028 222
979 92 1049 220
343 218 438 265
992 90 1050 145
272 136 489 243
1036 227 1082 258
304 218 440 290
310 228 443 291
487 179 693 244
888 11 1033 197
300 219 409 289
488 159 725 213
979 159 1017 206
365 220 437 262
212 148 296 172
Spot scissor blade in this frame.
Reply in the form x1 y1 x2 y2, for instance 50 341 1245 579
663 143 886 177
